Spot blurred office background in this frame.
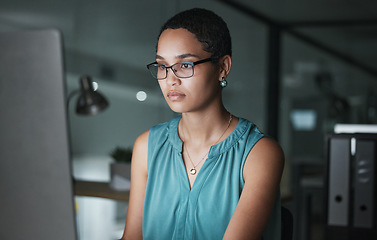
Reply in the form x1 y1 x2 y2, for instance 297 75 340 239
1 0 376 239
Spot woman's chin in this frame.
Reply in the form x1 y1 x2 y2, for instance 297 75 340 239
166 103 187 114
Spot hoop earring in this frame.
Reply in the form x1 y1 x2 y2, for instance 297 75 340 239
220 77 227 88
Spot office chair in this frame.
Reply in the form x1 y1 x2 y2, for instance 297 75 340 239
281 206 294 240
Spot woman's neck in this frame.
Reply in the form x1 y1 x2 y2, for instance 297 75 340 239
179 107 232 146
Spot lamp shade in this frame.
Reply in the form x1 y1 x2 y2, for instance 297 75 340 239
76 75 109 115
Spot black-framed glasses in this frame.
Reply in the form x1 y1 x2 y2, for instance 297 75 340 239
146 57 216 80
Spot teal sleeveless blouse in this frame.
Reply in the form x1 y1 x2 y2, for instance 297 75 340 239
143 117 281 239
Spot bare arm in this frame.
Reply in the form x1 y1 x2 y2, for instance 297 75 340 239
120 130 149 240
223 137 285 240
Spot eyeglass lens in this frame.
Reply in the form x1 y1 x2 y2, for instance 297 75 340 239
149 62 194 80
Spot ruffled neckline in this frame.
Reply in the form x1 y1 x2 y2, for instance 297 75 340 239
168 116 251 158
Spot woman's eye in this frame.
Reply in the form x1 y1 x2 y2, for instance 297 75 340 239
180 63 191 69
158 65 166 70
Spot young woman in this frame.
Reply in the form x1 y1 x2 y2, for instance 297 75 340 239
121 8 284 240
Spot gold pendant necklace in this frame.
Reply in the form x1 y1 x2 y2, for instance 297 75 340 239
182 113 233 175
184 145 208 175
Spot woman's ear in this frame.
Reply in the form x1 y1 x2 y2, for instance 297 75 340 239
219 55 232 79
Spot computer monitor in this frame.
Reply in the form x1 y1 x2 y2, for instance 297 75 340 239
0 29 77 240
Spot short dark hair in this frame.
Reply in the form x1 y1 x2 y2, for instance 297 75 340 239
157 8 232 58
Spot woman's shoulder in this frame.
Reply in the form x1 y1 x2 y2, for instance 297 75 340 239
235 117 264 145
135 116 180 150
237 118 261 133
133 129 150 151
253 137 284 159
150 116 180 130
149 116 180 137
239 117 284 166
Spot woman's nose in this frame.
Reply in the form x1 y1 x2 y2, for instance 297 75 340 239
165 68 181 86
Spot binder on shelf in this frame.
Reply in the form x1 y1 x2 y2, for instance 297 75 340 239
353 140 375 228
327 138 351 226
325 132 377 240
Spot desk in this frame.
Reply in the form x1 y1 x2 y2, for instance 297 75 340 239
74 180 130 201
74 180 291 203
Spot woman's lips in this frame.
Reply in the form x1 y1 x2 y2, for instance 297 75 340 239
167 91 185 101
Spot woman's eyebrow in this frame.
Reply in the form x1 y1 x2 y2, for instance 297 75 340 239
176 53 200 59
155 53 200 61
156 55 164 60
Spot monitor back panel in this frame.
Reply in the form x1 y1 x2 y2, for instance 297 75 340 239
0 29 77 240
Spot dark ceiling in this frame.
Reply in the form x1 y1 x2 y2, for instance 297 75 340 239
221 0 377 79
0 0 376 81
